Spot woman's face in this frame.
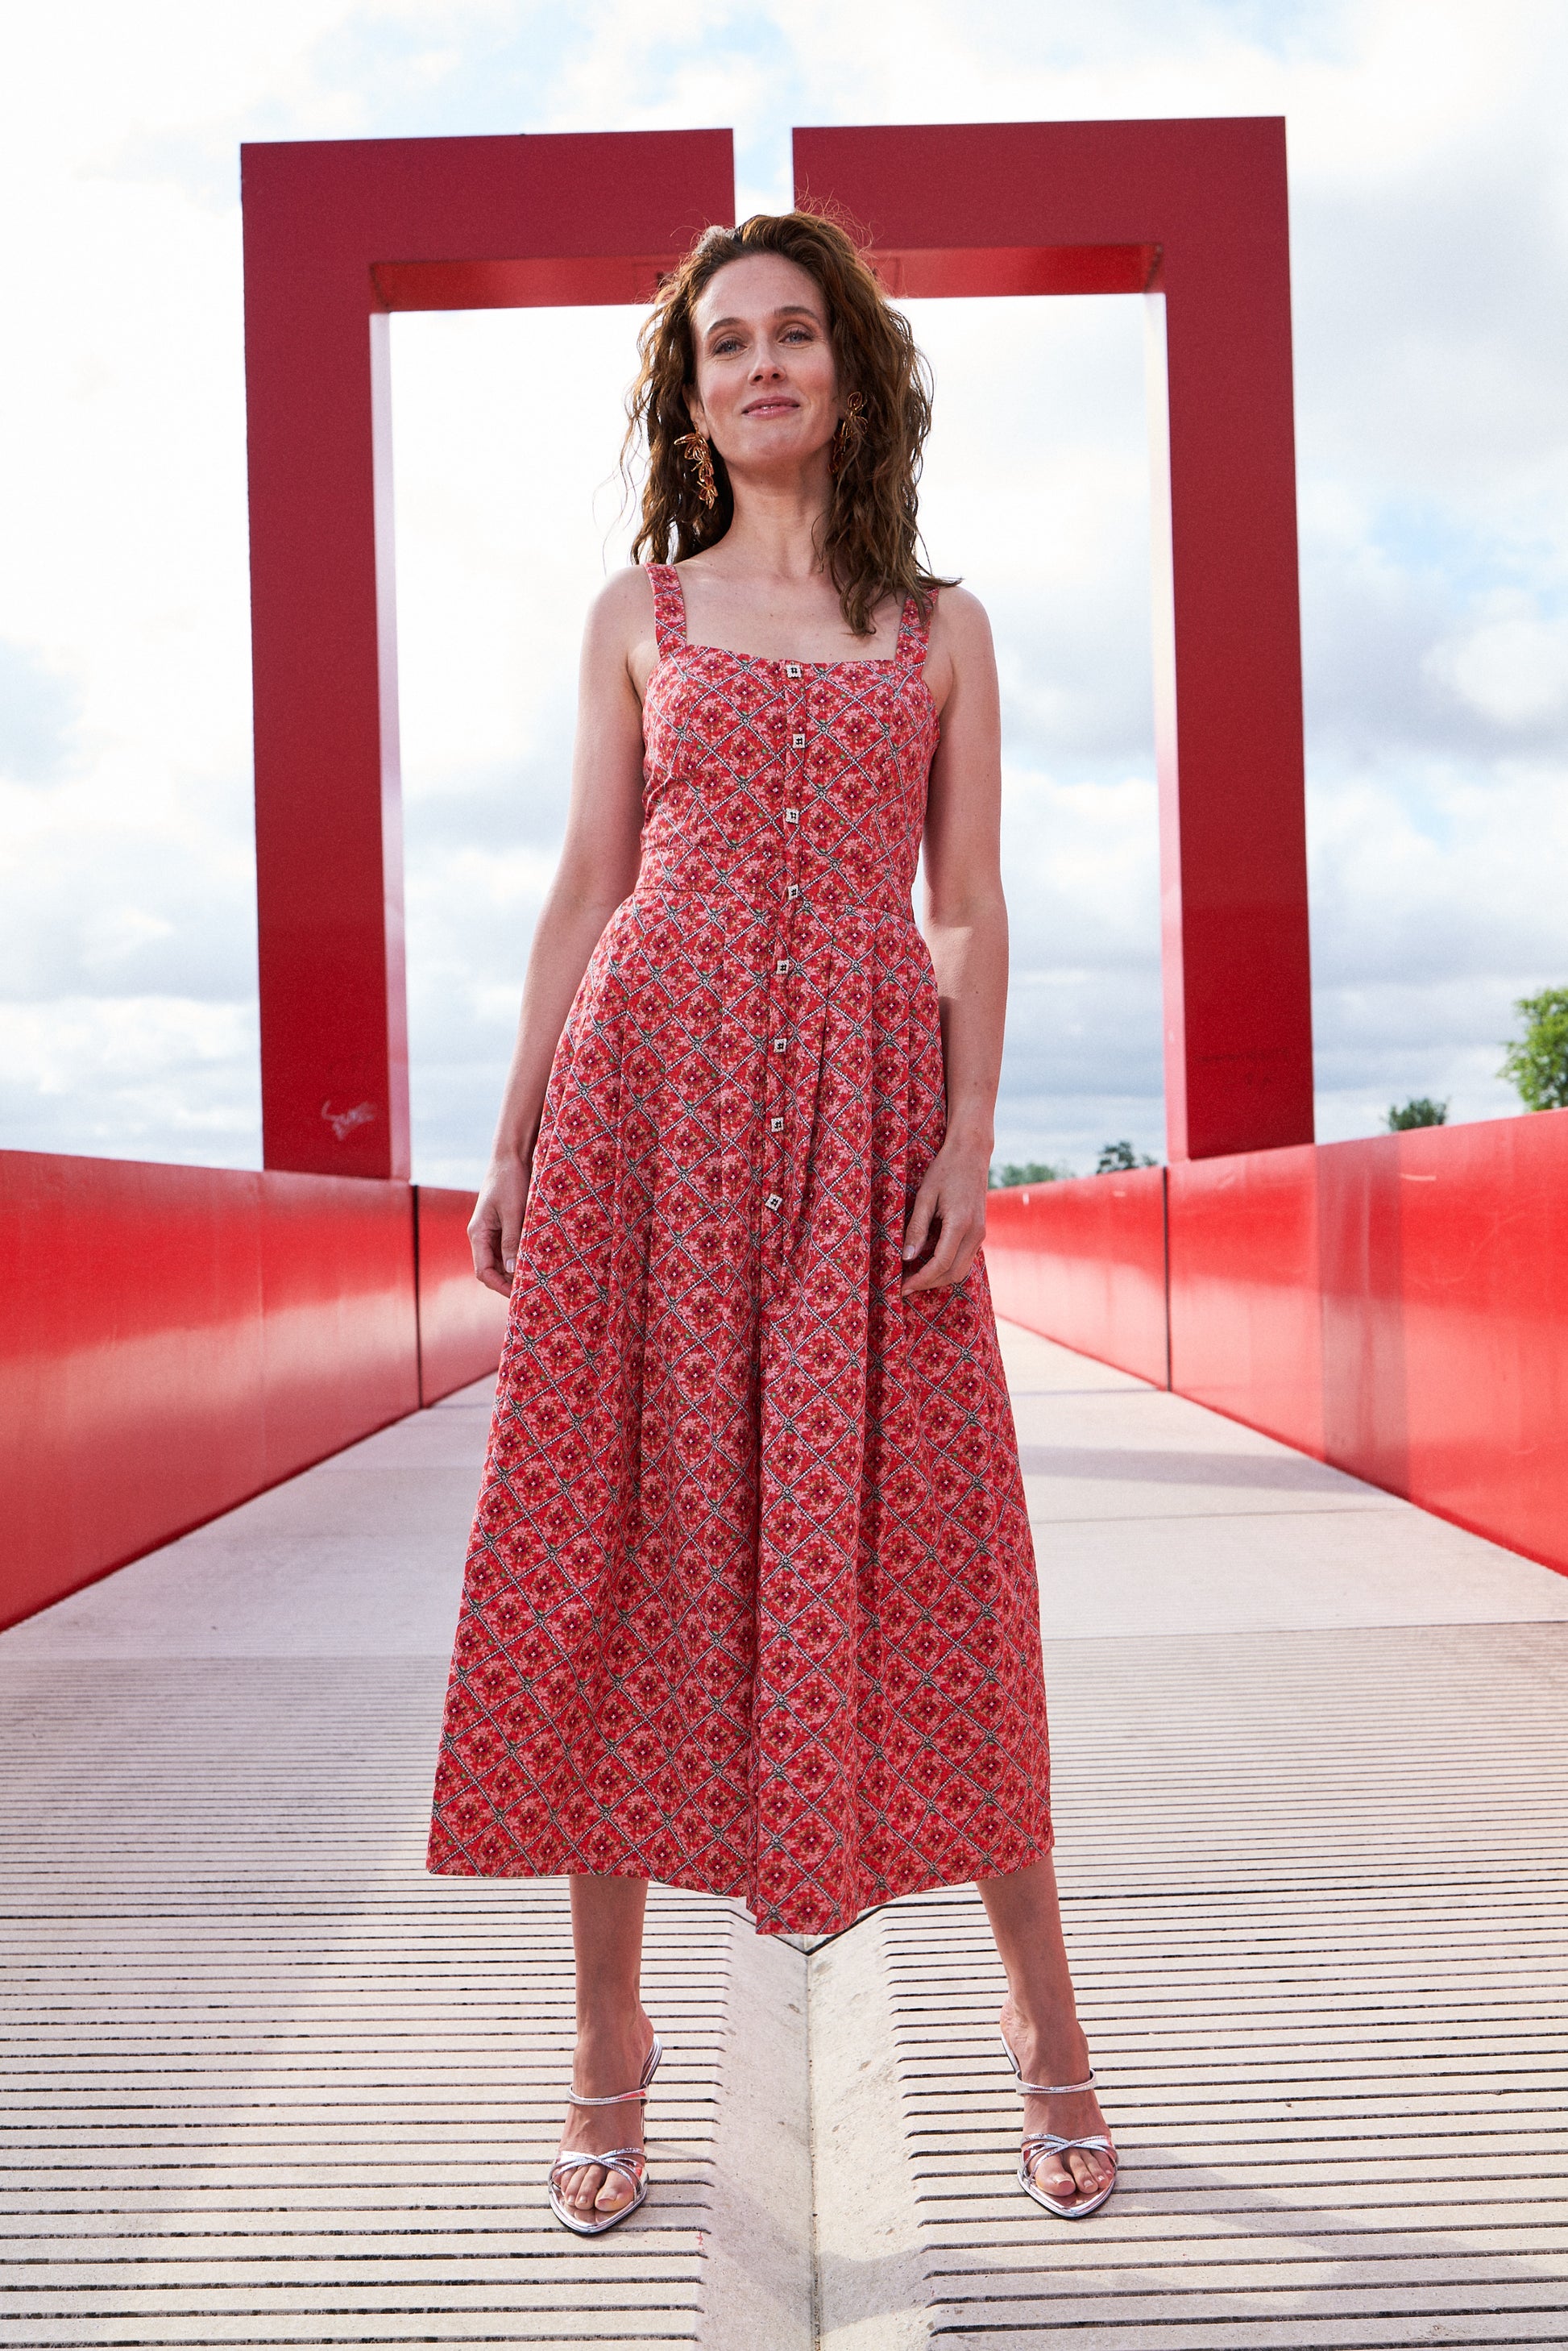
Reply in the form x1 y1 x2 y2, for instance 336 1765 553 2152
686 251 841 477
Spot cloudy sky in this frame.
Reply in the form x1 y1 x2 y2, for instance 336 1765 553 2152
2 0 1566 1183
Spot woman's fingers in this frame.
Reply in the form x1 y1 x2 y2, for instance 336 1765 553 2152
901 1182 937 1268
469 1203 513 1297
902 1190 983 1294
469 1161 530 1297
471 1241 512 1298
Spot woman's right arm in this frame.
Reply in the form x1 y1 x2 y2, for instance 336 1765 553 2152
469 573 651 1295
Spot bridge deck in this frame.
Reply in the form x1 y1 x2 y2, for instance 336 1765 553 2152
4 1323 1566 2349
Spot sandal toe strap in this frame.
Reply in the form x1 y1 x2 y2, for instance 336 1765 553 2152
1023 2131 1114 2159
550 2147 645 2188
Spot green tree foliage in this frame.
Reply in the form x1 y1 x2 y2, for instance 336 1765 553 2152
1500 987 1568 1111
988 1159 1072 1189
1095 1140 1158 1173
1385 1097 1448 1130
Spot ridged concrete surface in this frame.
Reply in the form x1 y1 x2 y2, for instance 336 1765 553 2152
5 1324 1567 2346
810 1326 1568 2347
813 1629 1568 2346
0 1654 809 2348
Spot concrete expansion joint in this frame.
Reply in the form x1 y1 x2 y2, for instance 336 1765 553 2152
699 1910 931 2350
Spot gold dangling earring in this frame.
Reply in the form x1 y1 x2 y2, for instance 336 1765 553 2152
675 430 718 509
830 390 865 477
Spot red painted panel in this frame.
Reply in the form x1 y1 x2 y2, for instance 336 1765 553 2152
371 255 698 310
0 1151 419 1632
1323 1115 1568 1573
242 130 736 1182
1167 1145 1324 1457
872 245 1160 298
1315 1133 1409 1497
258 1173 418 1481
415 1186 508 1405
794 119 1313 1164
1165 1118 1568 1574
984 1170 1168 1388
2 1152 264 1630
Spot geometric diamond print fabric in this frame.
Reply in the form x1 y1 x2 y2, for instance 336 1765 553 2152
427 563 1053 1934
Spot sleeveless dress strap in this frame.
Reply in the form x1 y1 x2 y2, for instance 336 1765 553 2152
645 562 688 658
895 588 934 674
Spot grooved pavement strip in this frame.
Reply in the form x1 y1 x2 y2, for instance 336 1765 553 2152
4 1324 1567 2346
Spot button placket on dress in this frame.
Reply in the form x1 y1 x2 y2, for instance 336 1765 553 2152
762 663 808 1257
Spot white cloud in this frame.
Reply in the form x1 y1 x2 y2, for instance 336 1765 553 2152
2 0 1566 1178
1425 599 1568 732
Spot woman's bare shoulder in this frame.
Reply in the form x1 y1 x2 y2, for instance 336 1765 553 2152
584 563 657 642
929 580 994 652
924 581 995 714
581 565 660 689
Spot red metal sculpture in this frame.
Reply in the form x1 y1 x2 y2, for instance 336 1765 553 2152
243 115 1311 1178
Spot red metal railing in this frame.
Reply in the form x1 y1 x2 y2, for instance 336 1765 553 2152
0 1153 504 1630
987 1110 1568 1579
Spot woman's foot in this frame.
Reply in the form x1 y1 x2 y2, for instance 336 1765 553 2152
552 2005 655 2223
999 1996 1115 2209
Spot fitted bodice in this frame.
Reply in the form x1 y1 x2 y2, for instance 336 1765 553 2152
636 563 940 920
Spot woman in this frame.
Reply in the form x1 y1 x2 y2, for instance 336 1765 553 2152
426 211 1116 2237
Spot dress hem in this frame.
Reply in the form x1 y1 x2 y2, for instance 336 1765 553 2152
425 1825 1056 1938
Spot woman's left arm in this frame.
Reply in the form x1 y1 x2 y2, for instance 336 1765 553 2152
902 587 1007 1297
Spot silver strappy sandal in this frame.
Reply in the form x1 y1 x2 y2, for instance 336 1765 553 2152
1001 2033 1118 2219
547 2032 663 2237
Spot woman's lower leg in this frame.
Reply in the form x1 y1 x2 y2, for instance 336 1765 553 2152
978 1855 1114 2205
554 1874 653 2218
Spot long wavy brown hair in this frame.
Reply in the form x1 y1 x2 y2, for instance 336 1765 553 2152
624 210 954 638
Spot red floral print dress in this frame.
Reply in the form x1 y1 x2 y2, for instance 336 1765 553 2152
427 563 1052 1935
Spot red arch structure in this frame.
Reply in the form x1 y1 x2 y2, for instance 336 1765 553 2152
243 116 1312 1179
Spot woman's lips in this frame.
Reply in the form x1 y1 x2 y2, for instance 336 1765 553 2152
741 398 799 416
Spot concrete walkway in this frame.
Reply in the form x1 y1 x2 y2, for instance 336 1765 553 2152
3 1323 1566 2347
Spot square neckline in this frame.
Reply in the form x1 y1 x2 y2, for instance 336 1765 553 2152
649 562 926 674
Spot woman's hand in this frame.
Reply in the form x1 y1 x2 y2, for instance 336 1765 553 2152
470 1155 532 1296
902 1136 990 1296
